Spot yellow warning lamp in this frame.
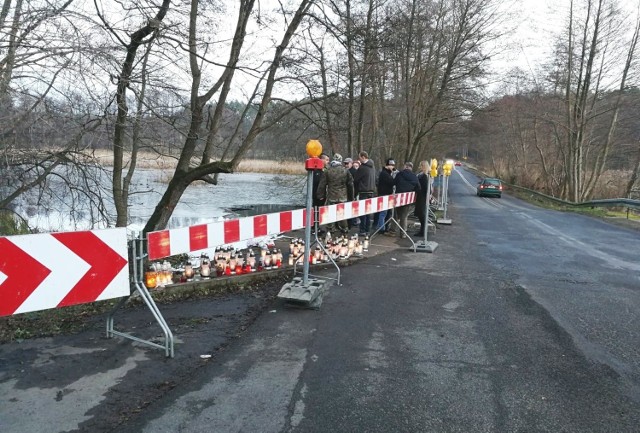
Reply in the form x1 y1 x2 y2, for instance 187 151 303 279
443 161 453 176
305 139 324 170
430 158 438 177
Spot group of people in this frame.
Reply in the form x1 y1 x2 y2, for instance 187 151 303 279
313 151 431 239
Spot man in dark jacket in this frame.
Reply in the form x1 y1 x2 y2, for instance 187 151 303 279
376 158 396 234
312 153 330 208
317 154 354 235
344 158 360 227
352 151 376 235
394 162 420 238
415 160 429 236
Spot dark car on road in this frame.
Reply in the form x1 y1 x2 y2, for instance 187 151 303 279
477 178 503 198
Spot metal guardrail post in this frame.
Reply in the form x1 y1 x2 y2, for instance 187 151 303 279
437 172 445 211
414 176 438 253
278 146 331 308
302 169 313 285
440 173 452 225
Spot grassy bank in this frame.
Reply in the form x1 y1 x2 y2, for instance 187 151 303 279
508 187 640 231
0 210 30 235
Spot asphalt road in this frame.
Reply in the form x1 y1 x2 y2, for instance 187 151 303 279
119 168 640 432
2 167 639 432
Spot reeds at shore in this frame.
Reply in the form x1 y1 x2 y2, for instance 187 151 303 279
91 149 306 175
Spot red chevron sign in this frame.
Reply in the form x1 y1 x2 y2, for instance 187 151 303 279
0 228 129 317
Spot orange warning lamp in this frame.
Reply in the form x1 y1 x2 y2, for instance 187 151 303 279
305 139 325 170
306 139 322 157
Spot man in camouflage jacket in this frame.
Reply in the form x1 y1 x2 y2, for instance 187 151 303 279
317 153 354 234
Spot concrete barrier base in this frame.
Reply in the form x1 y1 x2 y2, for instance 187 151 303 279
278 277 329 309
413 240 438 253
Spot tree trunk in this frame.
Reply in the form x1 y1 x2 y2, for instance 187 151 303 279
0 0 12 30
0 0 23 98
626 140 640 197
318 44 338 153
111 0 171 227
403 0 417 162
584 8 639 199
355 0 375 154
346 0 355 156
202 0 255 164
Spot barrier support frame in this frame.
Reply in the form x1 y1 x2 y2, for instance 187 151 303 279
106 234 175 358
293 207 341 286
370 193 417 252
414 176 438 253
439 173 452 225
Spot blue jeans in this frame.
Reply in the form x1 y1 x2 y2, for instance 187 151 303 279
376 209 387 231
359 192 374 233
359 215 371 234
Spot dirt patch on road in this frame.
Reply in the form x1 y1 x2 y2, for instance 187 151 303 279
0 271 289 344
0 273 290 432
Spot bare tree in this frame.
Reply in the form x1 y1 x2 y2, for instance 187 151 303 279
559 0 639 201
143 0 315 233
95 0 172 227
398 0 501 163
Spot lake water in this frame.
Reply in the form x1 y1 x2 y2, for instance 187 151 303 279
13 168 307 233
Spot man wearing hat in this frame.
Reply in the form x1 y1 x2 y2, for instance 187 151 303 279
393 161 420 238
377 158 397 234
343 157 360 228
317 153 354 235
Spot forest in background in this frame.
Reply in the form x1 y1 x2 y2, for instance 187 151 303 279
1 0 639 233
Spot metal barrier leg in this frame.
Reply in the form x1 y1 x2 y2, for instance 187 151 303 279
370 197 417 252
106 234 175 358
386 215 416 252
106 295 129 337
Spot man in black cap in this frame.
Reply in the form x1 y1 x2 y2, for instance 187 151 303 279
376 158 397 234
353 151 376 235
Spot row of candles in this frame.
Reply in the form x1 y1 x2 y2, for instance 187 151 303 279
290 234 369 265
144 234 370 289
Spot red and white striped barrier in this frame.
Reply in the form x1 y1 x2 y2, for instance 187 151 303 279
0 228 129 317
147 192 416 260
147 208 312 260
318 192 415 225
